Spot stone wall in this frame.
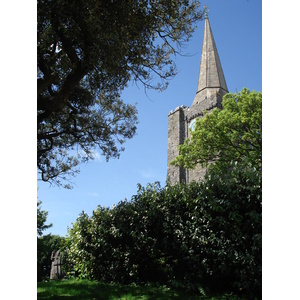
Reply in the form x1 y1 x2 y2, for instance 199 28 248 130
167 105 188 184
167 91 225 185
186 90 224 122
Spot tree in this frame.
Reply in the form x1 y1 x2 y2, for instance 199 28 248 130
37 200 53 236
37 0 205 188
37 234 64 281
171 88 262 172
37 200 64 281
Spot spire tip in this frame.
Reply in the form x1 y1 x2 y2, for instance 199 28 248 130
203 5 209 18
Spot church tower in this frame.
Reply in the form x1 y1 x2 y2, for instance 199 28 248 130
167 15 228 185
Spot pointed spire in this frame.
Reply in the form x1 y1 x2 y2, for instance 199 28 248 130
191 15 228 106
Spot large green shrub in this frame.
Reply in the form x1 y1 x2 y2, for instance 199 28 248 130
62 211 93 279
196 162 261 297
63 163 261 298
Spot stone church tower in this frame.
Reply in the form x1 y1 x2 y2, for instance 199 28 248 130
167 15 228 185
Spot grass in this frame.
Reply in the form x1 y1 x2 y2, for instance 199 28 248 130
37 279 242 300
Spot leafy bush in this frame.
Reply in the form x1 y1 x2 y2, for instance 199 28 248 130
62 163 261 298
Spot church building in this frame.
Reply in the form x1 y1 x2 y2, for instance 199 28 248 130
167 15 228 185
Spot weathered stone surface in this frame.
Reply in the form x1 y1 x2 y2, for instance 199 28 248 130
167 106 188 184
167 16 228 185
50 250 63 280
194 16 228 104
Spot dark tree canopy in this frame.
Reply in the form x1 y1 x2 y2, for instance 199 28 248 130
37 0 204 188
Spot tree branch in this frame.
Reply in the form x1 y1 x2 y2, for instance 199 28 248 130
37 65 87 113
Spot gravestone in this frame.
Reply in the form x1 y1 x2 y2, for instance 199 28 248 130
50 250 62 280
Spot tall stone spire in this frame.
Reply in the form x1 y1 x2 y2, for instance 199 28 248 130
167 14 229 185
191 15 228 106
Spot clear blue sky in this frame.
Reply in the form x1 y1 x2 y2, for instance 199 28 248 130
37 0 262 237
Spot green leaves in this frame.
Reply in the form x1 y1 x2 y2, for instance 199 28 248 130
171 88 262 173
37 200 53 236
37 200 64 281
37 234 64 281
37 0 205 187
63 171 261 297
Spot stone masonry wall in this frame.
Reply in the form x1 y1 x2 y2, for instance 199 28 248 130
167 106 188 184
185 93 223 183
167 92 225 185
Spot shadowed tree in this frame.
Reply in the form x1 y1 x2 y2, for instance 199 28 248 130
37 0 205 188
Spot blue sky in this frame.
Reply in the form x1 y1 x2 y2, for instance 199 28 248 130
37 0 262 237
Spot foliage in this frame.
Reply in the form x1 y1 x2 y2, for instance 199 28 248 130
37 200 53 236
62 211 93 279
37 200 64 281
62 167 261 298
37 234 65 281
171 88 262 172
198 162 261 298
37 0 205 188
